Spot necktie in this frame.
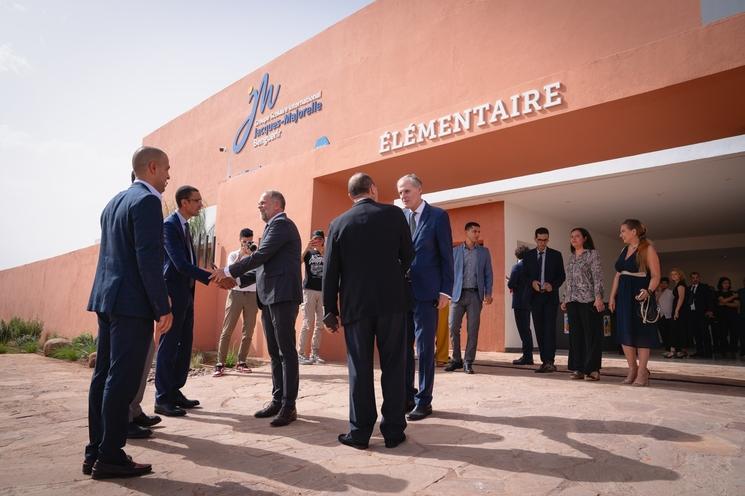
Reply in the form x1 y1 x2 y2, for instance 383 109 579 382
538 251 545 285
409 212 417 238
184 222 194 265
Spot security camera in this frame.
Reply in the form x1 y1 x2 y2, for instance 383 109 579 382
219 147 226 152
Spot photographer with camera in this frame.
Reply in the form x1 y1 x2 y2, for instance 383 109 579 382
213 228 259 377
298 230 326 364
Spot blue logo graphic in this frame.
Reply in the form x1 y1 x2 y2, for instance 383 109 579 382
232 73 281 154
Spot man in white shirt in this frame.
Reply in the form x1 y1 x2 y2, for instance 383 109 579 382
213 228 259 377
656 277 674 356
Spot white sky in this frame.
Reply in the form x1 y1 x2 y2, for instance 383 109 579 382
0 0 370 270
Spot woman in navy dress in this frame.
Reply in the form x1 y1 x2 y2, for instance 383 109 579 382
608 219 661 387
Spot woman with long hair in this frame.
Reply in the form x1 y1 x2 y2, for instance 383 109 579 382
561 228 604 381
666 268 689 358
608 219 661 386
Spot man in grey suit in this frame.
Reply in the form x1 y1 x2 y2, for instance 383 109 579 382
445 222 493 374
212 190 302 427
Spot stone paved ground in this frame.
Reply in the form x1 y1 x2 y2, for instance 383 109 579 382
0 353 744 495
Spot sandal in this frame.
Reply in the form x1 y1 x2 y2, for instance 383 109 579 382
663 351 675 359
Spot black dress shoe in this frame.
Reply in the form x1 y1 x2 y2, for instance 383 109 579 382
270 406 297 427
406 405 433 421
254 402 282 418
174 391 200 409
444 361 463 372
384 434 407 448
127 423 153 439
337 433 369 450
82 460 94 475
407 399 415 412
154 403 187 417
132 413 162 427
91 459 152 479
464 363 475 374
512 356 534 365
534 363 556 373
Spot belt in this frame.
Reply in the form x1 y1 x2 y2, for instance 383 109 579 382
620 271 646 278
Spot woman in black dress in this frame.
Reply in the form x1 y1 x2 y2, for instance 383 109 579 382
608 219 661 387
668 268 689 358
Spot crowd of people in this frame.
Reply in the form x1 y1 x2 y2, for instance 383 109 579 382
83 145 742 479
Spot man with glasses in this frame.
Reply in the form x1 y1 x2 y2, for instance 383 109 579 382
524 227 565 373
155 186 213 416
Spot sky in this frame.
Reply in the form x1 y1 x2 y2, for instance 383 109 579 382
0 0 371 270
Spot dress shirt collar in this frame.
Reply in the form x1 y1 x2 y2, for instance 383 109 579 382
404 200 426 217
175 211 189 232
133 179 162 200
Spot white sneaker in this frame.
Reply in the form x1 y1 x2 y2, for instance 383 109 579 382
311 354 325 364
298 354 314 365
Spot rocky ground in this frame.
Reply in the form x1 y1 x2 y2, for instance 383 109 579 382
0 353 743 495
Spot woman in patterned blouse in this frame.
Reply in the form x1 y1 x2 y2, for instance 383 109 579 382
560 228 605 381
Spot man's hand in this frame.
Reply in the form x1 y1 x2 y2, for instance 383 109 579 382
209 267 227 283
531 280 542 292
484 295 493 305
323 313 341 333
156 312 173 334
543 282 553 293
218 278 237 290
437 294 449 309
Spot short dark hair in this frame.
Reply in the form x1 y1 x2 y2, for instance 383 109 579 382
660 277 670 284
569 227 595 253
265 190 286 209
515 245 530 260
465 222 480 231
239 228 253 238
535 227 549 238
175 185 199 208
348 173 375 197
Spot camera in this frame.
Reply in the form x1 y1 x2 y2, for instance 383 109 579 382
248 243 258 252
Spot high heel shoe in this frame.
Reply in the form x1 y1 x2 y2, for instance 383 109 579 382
622 368 638 385
632 369 650 387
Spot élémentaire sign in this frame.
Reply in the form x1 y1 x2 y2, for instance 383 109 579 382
378 81 563 154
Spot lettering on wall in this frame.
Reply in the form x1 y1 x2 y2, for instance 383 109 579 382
232 73 324 154
378 82 563 154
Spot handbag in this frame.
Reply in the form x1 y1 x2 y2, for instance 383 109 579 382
637 291 661 324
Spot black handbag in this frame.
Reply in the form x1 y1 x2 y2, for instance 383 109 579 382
637 291 661 324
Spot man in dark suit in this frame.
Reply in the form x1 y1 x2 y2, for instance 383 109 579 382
397 173 454 421
508 245 534 365
524 227 565 373
212 190 302 427
688 271 715 358
324 173 414 449
154 186 212 416
84 146 173 479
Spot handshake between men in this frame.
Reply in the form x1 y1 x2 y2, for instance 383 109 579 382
209 267 238 290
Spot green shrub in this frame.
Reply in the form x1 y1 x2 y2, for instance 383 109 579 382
224 347 238 368
190 351 204 369
0 317 43 343
50 345 82 361
0 343 7 354
14 334 39 348
72 333 97 358
22 341 38 353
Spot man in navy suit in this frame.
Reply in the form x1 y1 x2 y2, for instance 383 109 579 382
324 173 414 449
397 173 454 421
524 227 565 373
85 146 173 479
155 185 212 416
445 222 493 374
212 190 303 427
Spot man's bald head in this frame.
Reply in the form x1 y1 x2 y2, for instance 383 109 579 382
132 146 167 177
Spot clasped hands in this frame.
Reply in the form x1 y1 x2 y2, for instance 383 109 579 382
209 267 237 289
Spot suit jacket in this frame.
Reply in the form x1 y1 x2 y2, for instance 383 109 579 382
451 244 493 303
323 198 414 325
687 283 715 314
407 202 454 302
524 247 565 305
87 182 170 320
507 259 532 310
229 212 302 306
162 212 211 301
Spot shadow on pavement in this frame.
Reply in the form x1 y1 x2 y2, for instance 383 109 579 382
112 478 280 496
